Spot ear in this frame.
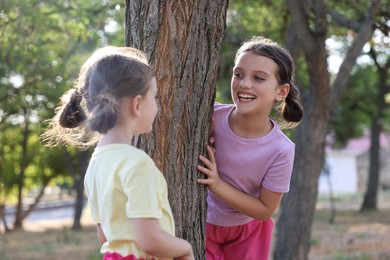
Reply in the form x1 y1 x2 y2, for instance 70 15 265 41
276 83 290 102
130 95 143 117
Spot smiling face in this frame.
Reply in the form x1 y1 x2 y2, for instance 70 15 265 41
231 51 286 117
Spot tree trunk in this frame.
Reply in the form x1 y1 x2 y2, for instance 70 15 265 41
14 118 30 230
361 117 381 210
0 204 10 232
274 0 380 259
72 150 91 230
125 1 228 258
361 53 390 211
20 178 51 221
274 44 330 260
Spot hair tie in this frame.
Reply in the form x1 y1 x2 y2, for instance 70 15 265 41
70 89 83 104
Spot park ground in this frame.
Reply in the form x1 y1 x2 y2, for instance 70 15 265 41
0 192 389 260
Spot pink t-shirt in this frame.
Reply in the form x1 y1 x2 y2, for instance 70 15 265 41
207 103 295 226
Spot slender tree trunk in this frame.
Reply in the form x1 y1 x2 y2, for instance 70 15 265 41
275 47 330 260
0 204 10 232
125 1 228 258
20 178 51 220
361 54 390 211
362 117 381 210
72 150 91 230
14 119 30 229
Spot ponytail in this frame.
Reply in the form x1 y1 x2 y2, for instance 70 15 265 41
59 89 86 128
279 83 304 129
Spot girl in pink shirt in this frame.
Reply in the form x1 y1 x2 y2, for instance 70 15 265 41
197 37 304 260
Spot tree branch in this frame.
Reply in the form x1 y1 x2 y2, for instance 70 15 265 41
314 0 328 37
287 0 316 52
328 10 360 31
329 0 381 108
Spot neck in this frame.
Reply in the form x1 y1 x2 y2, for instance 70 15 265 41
229 109 273 139
97 126 134 147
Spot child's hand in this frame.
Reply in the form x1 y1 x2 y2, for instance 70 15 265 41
208 136 216 153
197 145 222 192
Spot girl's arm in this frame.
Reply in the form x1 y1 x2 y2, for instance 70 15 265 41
132 218 194 260
97 223 107 245
197 145 283 220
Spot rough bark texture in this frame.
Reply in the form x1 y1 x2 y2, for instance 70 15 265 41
274 0 380 259
125 1 228 258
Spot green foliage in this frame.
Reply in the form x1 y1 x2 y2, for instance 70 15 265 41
0 0 124 205
328 3 390 148
329 66 377 148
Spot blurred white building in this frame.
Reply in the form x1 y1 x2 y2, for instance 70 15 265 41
319 132 390 194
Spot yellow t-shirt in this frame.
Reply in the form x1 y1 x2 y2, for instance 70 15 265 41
84 144 175 259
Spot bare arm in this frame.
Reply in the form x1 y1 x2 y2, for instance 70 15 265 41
97 223 107 245
133 218 194 260
197 145 283 220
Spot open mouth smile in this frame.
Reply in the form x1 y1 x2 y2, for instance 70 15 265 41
238 92 257 101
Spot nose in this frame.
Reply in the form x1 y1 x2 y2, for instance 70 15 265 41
238 77 252 88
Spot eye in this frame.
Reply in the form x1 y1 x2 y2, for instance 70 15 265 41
233 72 243 78
254 75 265 81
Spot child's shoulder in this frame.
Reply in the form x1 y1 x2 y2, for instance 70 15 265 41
96 144 152 164
213 102 234 114
271 122 295 149
114 146 157 174
214 101 233 109
124 145 154 163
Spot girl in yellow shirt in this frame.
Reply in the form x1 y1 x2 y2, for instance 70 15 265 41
43 46 194 260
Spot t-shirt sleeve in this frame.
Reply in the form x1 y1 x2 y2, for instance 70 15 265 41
119 156 163 219
262 145 295 193
213 102 223 115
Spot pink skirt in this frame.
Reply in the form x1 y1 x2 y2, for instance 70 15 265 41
104 252 155 260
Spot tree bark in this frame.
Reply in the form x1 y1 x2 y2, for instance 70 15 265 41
361 53 390 211
125 1 228 258
274 0 380 259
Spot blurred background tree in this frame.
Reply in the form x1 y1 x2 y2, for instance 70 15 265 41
0 0 125 230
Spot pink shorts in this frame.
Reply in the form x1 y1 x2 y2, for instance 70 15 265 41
103 252 155 260
206 218 274 260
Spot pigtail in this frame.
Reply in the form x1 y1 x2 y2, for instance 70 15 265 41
59 89 86 128
87 93 119 134
280 83 304 128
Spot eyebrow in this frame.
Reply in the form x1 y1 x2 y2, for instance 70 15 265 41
233 67 272 76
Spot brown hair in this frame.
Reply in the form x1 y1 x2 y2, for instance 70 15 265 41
42 46 154 149
236 36 304 129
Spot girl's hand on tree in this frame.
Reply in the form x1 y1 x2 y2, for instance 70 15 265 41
197 145 222 193
209 136 215 153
